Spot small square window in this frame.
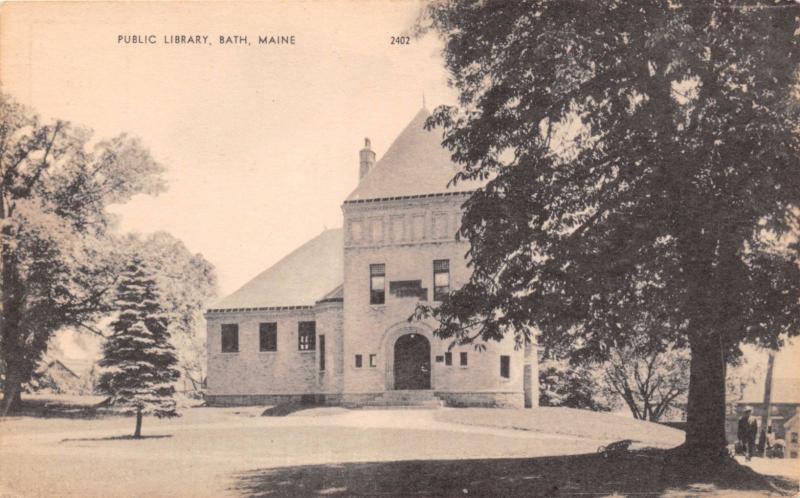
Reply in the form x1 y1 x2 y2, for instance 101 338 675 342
355 354 363 368
369 354 377 367
460 352 468 367
435 355 444 363
444 352 452 366
259 323 277 352
500 355 510 379
221 324 239 353
298 321 316 351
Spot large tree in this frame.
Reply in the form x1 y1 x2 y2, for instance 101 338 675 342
416 1 800 458
0 94 166 413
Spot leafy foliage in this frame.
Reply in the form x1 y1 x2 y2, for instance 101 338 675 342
538 358 614 412
415 1 800 454
97 258 180 418
0 93 166 412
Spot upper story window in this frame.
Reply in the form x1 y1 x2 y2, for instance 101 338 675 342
298 321 316 351
221 324 239 353
259 322 277 352
460 352 468 367
370 263 386 305
433 259 450 301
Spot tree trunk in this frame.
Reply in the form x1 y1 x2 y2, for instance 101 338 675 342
133 407 143 438
1 380 22 416
684 333 728 459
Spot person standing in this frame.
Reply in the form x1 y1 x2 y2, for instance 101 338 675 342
738 406 759 461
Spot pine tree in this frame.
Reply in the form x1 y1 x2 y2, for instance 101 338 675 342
98 257 180 437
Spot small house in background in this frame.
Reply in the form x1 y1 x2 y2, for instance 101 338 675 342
782 409 800 459
736 377 800 443
37 360 82 394
30 356 95 395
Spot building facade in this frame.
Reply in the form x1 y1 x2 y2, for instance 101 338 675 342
205 109 537 408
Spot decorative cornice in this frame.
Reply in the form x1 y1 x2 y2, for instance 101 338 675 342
205 305 314 315
342 190 474 206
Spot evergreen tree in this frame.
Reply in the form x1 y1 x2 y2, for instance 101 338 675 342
98 258 180 437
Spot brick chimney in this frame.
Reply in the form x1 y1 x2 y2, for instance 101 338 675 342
359 138 375 181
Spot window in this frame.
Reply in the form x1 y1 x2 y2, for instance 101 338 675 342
298 321 316 351
319 335 326 371
221 324 239 353
500 355 510 379
370 264 385 305
445 352 452 366
435 355 444 363
460 352 468 367
792 432 798 444
259 322 277 352
355 354 363 368
369 354 377 367
433 259 450 301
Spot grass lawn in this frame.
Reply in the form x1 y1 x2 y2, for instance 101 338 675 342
0 396 796 497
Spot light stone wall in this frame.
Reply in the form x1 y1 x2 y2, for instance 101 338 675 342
315 301 344 394
341 195 527 405
206 308 335 397
204 194 538 408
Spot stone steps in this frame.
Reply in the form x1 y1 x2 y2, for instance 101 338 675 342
359 390 443 409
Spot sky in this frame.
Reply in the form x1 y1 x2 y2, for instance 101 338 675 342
1 0 454 296
1 1 796 378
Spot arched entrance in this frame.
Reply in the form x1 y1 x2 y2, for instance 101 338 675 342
393 333 431 390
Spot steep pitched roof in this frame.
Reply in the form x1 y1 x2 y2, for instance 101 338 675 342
740 378 800 404
345 108 483 202
210 229 343 311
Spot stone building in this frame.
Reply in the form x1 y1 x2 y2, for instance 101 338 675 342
205 109 537 408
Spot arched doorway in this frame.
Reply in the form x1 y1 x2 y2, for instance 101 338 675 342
393 333 431 390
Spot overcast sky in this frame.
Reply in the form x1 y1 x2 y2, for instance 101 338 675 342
2 1 796 377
